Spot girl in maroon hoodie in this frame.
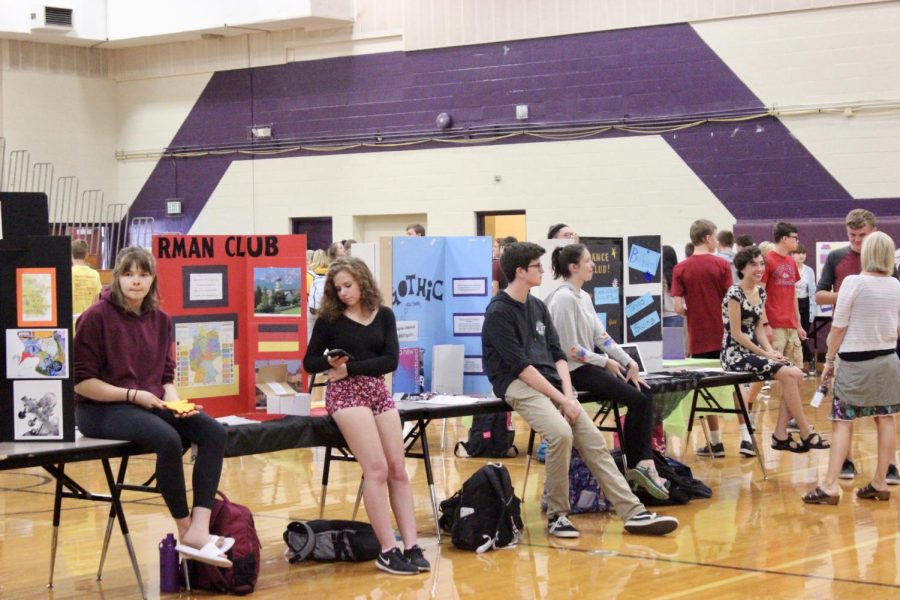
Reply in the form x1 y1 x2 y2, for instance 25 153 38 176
73 247 232 567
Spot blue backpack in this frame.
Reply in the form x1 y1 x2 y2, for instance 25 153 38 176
541 448 611 514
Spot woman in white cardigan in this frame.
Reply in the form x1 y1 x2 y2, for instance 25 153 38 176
545 244 668 500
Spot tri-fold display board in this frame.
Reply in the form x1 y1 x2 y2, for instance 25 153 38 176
154 235 307 416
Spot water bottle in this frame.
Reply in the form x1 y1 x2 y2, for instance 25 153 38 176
159 533 180 593
810 382 828 409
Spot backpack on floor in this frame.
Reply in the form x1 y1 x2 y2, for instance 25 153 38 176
611 449 711 506
188 491 261 596
455 413 518 458
438 462 523 553
283 520 380 563
540 448 611 514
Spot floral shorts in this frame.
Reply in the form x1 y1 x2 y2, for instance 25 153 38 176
325 375 395 416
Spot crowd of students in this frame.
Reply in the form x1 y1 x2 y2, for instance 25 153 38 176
67 208 899 576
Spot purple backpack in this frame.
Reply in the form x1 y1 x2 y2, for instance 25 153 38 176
188 492 261 595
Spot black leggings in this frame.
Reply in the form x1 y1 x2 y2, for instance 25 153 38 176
76 402 226 519
569 364 655 467
798 297 813 363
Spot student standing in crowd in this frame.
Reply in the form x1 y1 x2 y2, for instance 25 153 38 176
405 224 426 236
73 247 231 567
547 223 578 241
303 257 430 575
803 232 900 505
661 245 682 327
545 244 669 499
793 243 818 376
482 242 678 539
761 222 806 373
671 219 746 457
71 239 102 316
814 209 899 483
491 235 517 295
722 246 828 453
327 241 346 261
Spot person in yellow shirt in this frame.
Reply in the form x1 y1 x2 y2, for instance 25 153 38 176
72 239 101 316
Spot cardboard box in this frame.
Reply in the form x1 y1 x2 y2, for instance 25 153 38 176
257 364 310 416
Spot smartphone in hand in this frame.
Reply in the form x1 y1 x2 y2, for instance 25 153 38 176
326 348 354 360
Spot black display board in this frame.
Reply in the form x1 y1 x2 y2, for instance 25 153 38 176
0 193 75 442
625 294 663 343
627 235 662 285
579 236 624 344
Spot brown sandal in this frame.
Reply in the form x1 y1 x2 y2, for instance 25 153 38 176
801 487 839 505
856 483 890 501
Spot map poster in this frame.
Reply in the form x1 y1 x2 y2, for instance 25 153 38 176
175 321 236 387
6 328 69 378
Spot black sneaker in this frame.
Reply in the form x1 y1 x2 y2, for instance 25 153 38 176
840 459 857 480
624 511 679 536
547 515 579 538
696 443 725 458
886 464 900 486
402 545 431 572
739 441 757 457
376 547 418 575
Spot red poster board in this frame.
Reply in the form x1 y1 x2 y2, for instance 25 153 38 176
154 235 307 416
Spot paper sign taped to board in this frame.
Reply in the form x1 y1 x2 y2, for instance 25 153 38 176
629 311 660 338
396 321 419 342
625 293 654 318
594 287 619 306
628 244 660 277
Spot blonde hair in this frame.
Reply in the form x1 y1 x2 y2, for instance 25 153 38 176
309 249 329 271
861 231 895 275
110 246 159 313
757 241 775 256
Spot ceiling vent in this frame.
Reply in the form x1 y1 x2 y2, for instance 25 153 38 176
30 6 74 31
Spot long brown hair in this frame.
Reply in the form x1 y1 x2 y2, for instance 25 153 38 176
110 246 160 313
317 257 382 322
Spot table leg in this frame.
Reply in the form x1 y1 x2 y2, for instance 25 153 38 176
101 458 147 600
415 418 441 542
47 463 64 589
685 388 701 452
320 447 332 518
521 429 537 501
733 384 768 480
352 477 364 520
97 456 129 580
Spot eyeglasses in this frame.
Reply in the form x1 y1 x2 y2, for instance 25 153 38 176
526 262 544 271
559 232 577 239
787 234 799 240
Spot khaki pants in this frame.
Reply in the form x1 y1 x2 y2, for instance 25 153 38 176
505 379 644 520
772 328 803 367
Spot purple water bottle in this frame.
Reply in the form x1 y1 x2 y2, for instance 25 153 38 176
159 533 180 593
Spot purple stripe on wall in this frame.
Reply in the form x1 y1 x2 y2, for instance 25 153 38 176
130 23 897 232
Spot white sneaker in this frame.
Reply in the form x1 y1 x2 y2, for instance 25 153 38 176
624 511 679 536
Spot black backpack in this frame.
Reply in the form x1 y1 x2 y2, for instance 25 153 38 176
438 463 523 553
611 449 712 506
283 520 380 563
455 413 518 458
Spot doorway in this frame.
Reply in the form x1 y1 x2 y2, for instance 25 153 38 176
291 217 333 251
477 210 526 241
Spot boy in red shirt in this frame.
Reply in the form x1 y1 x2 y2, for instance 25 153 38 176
762 222 805 368
672 219 745 457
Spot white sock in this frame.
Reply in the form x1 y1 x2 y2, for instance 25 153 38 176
739 424 751 443
709 430 722 445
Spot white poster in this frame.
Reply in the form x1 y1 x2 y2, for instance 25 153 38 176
452 314 485 336
189 272 224 301
396 320 419 342
174 321 236 387
13 380 64 440
5 329 69 378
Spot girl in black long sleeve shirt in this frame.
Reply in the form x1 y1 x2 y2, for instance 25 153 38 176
303 257 429 575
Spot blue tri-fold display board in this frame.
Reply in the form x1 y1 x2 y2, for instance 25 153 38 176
391 236 493 395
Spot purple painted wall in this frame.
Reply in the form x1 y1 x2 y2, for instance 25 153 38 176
131 23 899 233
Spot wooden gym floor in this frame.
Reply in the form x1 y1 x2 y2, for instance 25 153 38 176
1 376 898 599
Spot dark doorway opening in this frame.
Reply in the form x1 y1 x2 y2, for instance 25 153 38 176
291 217 332 251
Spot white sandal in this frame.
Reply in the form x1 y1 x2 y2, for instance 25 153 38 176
176 540 233 568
